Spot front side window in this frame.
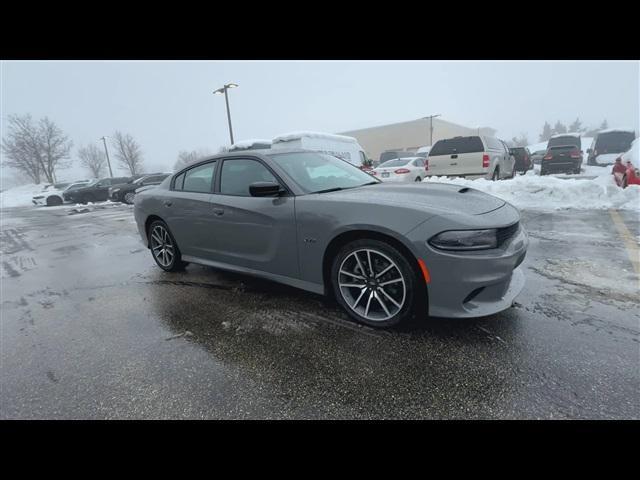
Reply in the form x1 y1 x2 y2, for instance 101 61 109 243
220 159 278 196
181 161 216 193
269 152 379 194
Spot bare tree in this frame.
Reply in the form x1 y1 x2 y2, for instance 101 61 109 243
1 114 43 184
38 117 73 183
77 143 106 178
173 149 212 171
112 131 144 175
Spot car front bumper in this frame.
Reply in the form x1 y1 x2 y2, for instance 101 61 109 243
407 204 528 318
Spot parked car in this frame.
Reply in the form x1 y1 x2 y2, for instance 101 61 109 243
371 157 426 182
587 129 636 166
109 173 171 204
616 138 640 188
509 147 532 174
424 135 515 180
541 134 583 175
134 149 528 328
530 149 547 165
415 146 431 158
379 150 417 164
64 176 134 204
32 181 91 206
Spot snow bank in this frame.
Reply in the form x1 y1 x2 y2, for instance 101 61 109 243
272 131 358 144
423 171 639 211
0 184 45 208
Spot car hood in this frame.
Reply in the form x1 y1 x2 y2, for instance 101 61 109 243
316 183 506 215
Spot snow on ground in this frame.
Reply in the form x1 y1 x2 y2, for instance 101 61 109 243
423 167 639 211
0 183 44 208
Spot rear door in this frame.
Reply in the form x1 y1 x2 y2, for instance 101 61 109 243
429 136 485 176
161 161 217 258
205 157 299 278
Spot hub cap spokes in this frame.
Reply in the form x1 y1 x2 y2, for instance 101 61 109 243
150 225 174 267
338 248 406 322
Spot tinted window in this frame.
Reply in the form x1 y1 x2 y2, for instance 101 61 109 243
144 175 168 184
181 162 216 193
220 159 277 196
379 158 411 168
413 158 425 167
595 132 635 152
548 136 581 149
430 137 484 156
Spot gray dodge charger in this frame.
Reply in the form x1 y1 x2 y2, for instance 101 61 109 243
134 149 528 327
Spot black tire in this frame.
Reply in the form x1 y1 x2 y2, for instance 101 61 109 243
415 176 421 182
124 192 135 204
81 194 95 204
331 238 420 328
492 167 500 181
540 167 547 176
46 196 63 206
148 220 188 272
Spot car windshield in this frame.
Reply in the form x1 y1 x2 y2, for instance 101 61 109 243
378 158 411 168
269 152 379 194
596 132 635 152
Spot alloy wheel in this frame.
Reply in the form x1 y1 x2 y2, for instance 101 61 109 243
150 225 175 268
337 248 406 322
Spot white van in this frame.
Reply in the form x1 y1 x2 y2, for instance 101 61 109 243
270 131 368 168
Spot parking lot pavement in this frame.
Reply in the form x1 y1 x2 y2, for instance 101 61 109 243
1 203 638 419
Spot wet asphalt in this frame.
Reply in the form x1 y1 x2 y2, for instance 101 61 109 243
0 203 638 419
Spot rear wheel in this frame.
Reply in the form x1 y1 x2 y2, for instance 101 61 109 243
148 220 188 272
492 167 500 181
414 176 421 182
81 194 95 204
46 196 63 206
331 239 418 328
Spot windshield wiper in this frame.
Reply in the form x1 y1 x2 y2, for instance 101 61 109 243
311 187 348 194
359 181 379 187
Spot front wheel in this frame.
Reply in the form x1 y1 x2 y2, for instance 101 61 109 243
46 196 63 206
148 220 188 272
331 239 419 328
124 192 135 204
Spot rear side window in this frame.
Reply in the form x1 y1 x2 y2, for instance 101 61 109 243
484 137 505 151
430 137 484 156
220 159 277 196
183 162 216 193
548 136 581 149
595 132 635 152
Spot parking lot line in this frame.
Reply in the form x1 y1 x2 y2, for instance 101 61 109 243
609 209 640 281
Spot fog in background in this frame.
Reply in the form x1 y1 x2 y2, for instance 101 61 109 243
1 60 638 184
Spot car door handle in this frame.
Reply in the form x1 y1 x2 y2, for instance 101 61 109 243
451 154 458 159
163 200 172 207
212 207 224 216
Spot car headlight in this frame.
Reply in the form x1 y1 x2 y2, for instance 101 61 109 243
429 229 498 251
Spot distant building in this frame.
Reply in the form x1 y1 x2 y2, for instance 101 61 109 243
340 117 496 162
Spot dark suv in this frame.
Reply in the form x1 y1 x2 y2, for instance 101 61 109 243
541 135 583 175
586 130 636 166
109 173 171 204
509 147 532 174
64 176 134 204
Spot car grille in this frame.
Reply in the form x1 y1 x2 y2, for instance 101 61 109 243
497 222 520 247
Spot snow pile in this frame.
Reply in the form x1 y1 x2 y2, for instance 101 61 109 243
0 184 45 208
272 131 358 144
423 172 639 211
229 139 272 151
622 139 639 168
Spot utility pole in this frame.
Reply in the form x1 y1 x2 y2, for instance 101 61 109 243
213 83 239 145
423 114 442 146
100 136 114 178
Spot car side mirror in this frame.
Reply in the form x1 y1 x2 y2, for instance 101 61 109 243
249 181 284 197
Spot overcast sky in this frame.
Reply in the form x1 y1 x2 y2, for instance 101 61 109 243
1 60 638 181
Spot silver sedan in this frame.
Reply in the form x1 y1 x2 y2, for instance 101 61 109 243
134 149 528 328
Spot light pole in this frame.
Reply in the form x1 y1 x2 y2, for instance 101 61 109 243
213 83 238 145
99 136 114 178
423 114 442 146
